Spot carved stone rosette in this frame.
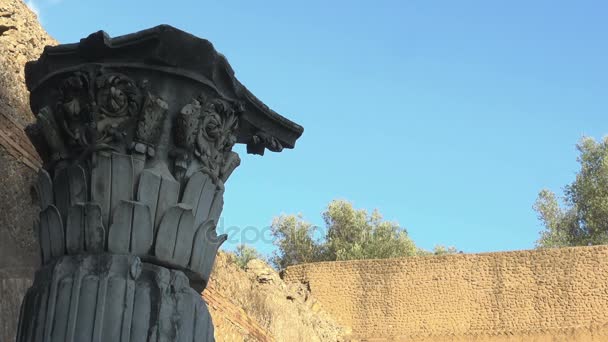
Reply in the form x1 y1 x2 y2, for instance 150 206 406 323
16 26 303 342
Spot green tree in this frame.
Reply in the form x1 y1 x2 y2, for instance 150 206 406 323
431 245 459 255
234 244 263 269
415 245 458 256
270 200 421 268
323 200 417 261
534 137 608 247
270 214 321 269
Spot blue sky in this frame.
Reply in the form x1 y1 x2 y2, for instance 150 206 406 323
30 0 608 256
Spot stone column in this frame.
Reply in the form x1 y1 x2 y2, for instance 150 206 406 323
15 25 303 342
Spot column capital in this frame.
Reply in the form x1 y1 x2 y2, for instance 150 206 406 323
23 25 303 291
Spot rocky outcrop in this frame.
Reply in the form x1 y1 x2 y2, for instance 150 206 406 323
203 286 275 342
0 1 56 341
207 252 347 341
0 0 57 126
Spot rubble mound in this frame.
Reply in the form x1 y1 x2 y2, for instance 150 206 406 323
207 252 348 341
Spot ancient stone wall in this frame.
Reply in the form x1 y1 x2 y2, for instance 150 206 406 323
283 245 608 341
204 285 275 342
0 1 57 340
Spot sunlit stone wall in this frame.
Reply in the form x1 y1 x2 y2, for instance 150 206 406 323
284 245 608 341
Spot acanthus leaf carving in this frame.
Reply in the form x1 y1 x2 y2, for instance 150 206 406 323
30 69 170 165
36 106 68 162
26 71 246 292
173 96 242 185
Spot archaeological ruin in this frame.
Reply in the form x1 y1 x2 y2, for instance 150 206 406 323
3 1 608 341
13 25 303 342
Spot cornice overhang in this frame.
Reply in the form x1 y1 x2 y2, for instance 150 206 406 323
25 24 303 155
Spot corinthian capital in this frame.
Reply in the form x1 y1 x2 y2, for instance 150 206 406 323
24 25 303 289
17 25 302 342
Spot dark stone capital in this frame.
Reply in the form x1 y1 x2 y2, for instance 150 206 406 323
16 25 303 342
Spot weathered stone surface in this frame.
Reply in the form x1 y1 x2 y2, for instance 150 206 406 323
283 245 608 341
155 204 195 267
0 67 36 342
22 25 302 292
2 4 305 341
16 23 303 342
0 0 57 127
0 1 56 340
0 267 35 342
182 171 218 229
17 254 214 342
108 201 154 256
0 151 39 257
206 253 347 342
